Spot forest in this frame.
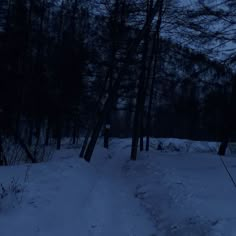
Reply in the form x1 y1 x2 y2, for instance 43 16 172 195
0 0 235 164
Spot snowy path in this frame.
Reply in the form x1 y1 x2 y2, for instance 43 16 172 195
80 149 156 236
0 143 157 236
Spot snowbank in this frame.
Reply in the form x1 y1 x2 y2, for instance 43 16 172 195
151 138 221 153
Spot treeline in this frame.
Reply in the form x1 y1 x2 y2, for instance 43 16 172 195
0 0 235 164
113 39 233 141
0 0 92 148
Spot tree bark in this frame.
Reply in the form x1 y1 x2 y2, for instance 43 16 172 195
80 128 91 158
28 119 33 146
131 0 155 160
218 75 236 156
72 118 78 145
218 139 228 156
146 0 164 151
139 116 144 151
83 1 161 162
0 134 7 166
45 118 50 146
104 123 110 149
145 37 159 151
56 118 62 150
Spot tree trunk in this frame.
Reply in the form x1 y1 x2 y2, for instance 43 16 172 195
131 0 154 160
14 112 20 144
218 75 236 156
104 123 110 149
28 119 33 146
80 62 111 158
218 139 228 156
0 134 7 166
72 119 77 145
139 119 144 151
104 74 114 149
146 36 159 151
83 1 161 162
131 69 146 160
35 119 41 146
145 0 164 151
84 107 109 162
56 118 62 150
145 71 155 151
80 128 91 158
45 118 50 146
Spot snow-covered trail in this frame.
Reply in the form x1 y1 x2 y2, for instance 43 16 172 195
0 141 157 236
80 144 156 236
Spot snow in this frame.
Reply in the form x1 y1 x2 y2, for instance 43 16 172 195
1 138 236 235
152 138 221 153
0 141 156 236
125 140 236 235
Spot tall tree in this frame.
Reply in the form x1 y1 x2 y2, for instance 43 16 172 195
131 0 164 160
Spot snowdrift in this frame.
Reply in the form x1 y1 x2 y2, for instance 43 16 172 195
151 138 220 153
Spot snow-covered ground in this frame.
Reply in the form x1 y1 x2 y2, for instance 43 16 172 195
1 138 236 235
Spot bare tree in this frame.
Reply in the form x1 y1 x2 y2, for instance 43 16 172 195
131 0 164 160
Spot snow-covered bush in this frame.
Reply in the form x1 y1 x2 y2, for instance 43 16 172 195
156 138 220 153
32 144 54 163
0 165 30 212
0 179 24 212
2 138 53 165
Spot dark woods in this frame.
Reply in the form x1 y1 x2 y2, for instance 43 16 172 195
0 0 235 163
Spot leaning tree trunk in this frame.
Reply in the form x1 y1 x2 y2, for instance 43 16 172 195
83 1 161 162
80 68 111 158
80 127 91 158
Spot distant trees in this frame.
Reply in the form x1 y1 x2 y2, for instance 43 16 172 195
0 0 92 163
82 0 164 162
181 0 236 155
